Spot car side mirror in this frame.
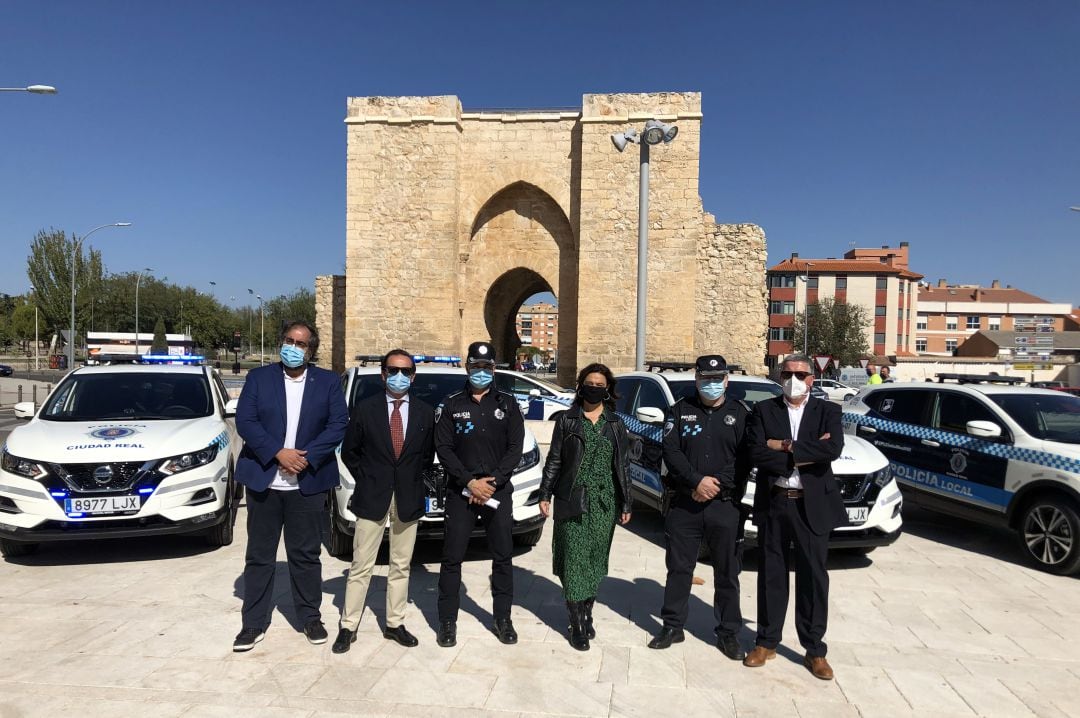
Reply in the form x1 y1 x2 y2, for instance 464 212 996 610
967 420 1002 439
636 407 666 424
13 401 35 419
224 399 239 417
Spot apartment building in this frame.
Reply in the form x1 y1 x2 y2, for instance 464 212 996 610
766 243 923 367
515 301 558 359
915 280 1074 355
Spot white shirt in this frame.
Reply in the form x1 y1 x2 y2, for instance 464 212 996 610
386 392 410 435
271 369 307 490
774 398 807 490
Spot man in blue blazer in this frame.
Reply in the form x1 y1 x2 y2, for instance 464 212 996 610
232 321 349 652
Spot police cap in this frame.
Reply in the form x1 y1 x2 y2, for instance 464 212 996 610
466 341 496 365
695 354 728 376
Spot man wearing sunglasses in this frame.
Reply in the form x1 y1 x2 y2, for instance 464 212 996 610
333 349 436 653
744 354 847 680
233 321 349 652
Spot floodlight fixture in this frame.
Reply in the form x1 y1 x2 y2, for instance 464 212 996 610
611 128 639 152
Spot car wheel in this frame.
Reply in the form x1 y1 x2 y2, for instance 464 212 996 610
1017 496 1080 575
513 524 545 548
0 539 39 558
328 501 354 559
205 481 236 547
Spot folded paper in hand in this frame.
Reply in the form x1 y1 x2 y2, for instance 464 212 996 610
461 487 500 509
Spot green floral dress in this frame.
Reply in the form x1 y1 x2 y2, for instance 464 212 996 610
552 415 618 601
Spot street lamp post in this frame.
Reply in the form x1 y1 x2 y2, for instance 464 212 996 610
0 85 57 94
257 294 265 365
247 288 255 357
798 262 815 358
69 223 131 369
134 267 153 355
30 286 39 372
611 120 679 371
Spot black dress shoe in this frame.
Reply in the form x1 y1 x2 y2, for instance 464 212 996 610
436 620 457 647
647 626 685 650
303 619 328 645
493 618 518 645
383 624 419 647
716 633 746 661
332 628 357 654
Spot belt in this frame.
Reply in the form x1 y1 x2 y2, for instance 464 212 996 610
771 486 804 499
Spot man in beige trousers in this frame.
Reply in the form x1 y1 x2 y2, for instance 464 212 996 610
333 349 436 652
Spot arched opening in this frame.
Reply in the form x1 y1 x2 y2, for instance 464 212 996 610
461 181 578 385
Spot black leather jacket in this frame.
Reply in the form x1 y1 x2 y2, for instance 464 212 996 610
539 405 633 514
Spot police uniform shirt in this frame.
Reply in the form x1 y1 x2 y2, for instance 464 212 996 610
434 386 525 491
662 394 751 493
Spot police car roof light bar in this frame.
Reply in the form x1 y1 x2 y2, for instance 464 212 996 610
934 373 1024 385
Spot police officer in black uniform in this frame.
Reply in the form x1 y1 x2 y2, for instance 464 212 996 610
434 341 525 647
648 355 752 659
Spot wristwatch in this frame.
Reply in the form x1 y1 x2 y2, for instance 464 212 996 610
781 438 793 453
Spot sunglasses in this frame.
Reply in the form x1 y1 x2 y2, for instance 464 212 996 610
385 366 416 377
282 337 310 350
780 371 812 380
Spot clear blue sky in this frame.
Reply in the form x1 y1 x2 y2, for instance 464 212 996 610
3 1 1078 310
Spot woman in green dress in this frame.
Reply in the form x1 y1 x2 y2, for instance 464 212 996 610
539 363 632 651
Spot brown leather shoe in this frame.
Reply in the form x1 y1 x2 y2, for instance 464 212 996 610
742 645 776 667
804 654 834 680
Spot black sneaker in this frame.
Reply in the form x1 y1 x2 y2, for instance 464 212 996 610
303 619 328 645
436 620 457 648
233 627 265 652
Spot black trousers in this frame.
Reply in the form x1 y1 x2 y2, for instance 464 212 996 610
660 494 743 636
755 492 830 657
438 484 514 622
241 487 327 630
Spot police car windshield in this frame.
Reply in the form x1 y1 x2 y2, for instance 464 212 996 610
351 373 465 409
989 393 1080 445
40 372 214 421
666 378 783 408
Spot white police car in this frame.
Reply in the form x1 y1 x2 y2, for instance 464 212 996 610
844 375 1080 574
616 369 903 551
0 360 241 558
328 365 546 557
494 369 575 420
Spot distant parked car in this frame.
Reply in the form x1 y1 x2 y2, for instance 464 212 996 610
814 378 858 402
0 364 13 377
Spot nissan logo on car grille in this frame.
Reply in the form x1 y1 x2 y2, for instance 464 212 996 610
93 465 115 485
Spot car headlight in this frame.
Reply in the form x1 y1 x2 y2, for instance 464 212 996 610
514 445 541 474
868 465 891 487
0 448 48 480
159 444 219 476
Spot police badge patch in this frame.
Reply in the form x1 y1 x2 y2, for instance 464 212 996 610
494 408 505 420
435 405 443 423
664 420 674 436
724 414 736 426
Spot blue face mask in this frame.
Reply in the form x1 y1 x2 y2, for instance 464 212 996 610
386 371 411 394
699 380 726 402
280 344 306 368
468 369 494 390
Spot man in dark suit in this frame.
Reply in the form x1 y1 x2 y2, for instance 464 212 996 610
332 349 436 653
744 354 847 680
232 321 349 652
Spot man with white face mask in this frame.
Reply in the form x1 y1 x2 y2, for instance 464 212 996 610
744 354 847 680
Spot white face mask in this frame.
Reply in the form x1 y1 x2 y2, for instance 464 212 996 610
783 376 809 400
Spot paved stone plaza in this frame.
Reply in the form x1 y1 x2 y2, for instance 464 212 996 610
1 497 1078 718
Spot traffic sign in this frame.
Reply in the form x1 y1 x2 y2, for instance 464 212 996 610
1015 336 1030 346
1033 336 1054 347
859 358 870 369
814 355 831 372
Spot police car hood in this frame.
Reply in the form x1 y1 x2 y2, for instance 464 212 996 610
832 434 886 475
7 418 223 464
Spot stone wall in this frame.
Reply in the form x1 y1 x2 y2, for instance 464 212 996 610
331 92 768 384
696 220 769 374
314 274 346 373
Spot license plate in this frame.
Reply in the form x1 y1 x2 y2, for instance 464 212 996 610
64 495 141 516
425 496 444 515
846 506 869 525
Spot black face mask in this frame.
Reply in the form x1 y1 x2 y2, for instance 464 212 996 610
579 385 608 405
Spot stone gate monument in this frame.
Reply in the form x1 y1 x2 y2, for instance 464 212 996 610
317 92 767 385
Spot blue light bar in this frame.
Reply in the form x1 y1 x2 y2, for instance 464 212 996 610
140 354 205 365
138 487 154 494
67 512 85 518
413 355 462 364
50 491 67 497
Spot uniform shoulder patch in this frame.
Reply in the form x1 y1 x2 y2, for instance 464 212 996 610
663 419 675 437
435 404 444 423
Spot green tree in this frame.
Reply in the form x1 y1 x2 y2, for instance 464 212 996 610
263 287 316 339
10 303 38 354
25 228 106 338
791 298 871 369
151 316 168 353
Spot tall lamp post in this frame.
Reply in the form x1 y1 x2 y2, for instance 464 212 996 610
134 267 153 355
0 85 57 94
246 288 255 357
69 222 131 369
257 294 265 365
798 261 815 358
611 119 679 371
30 286 40 371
